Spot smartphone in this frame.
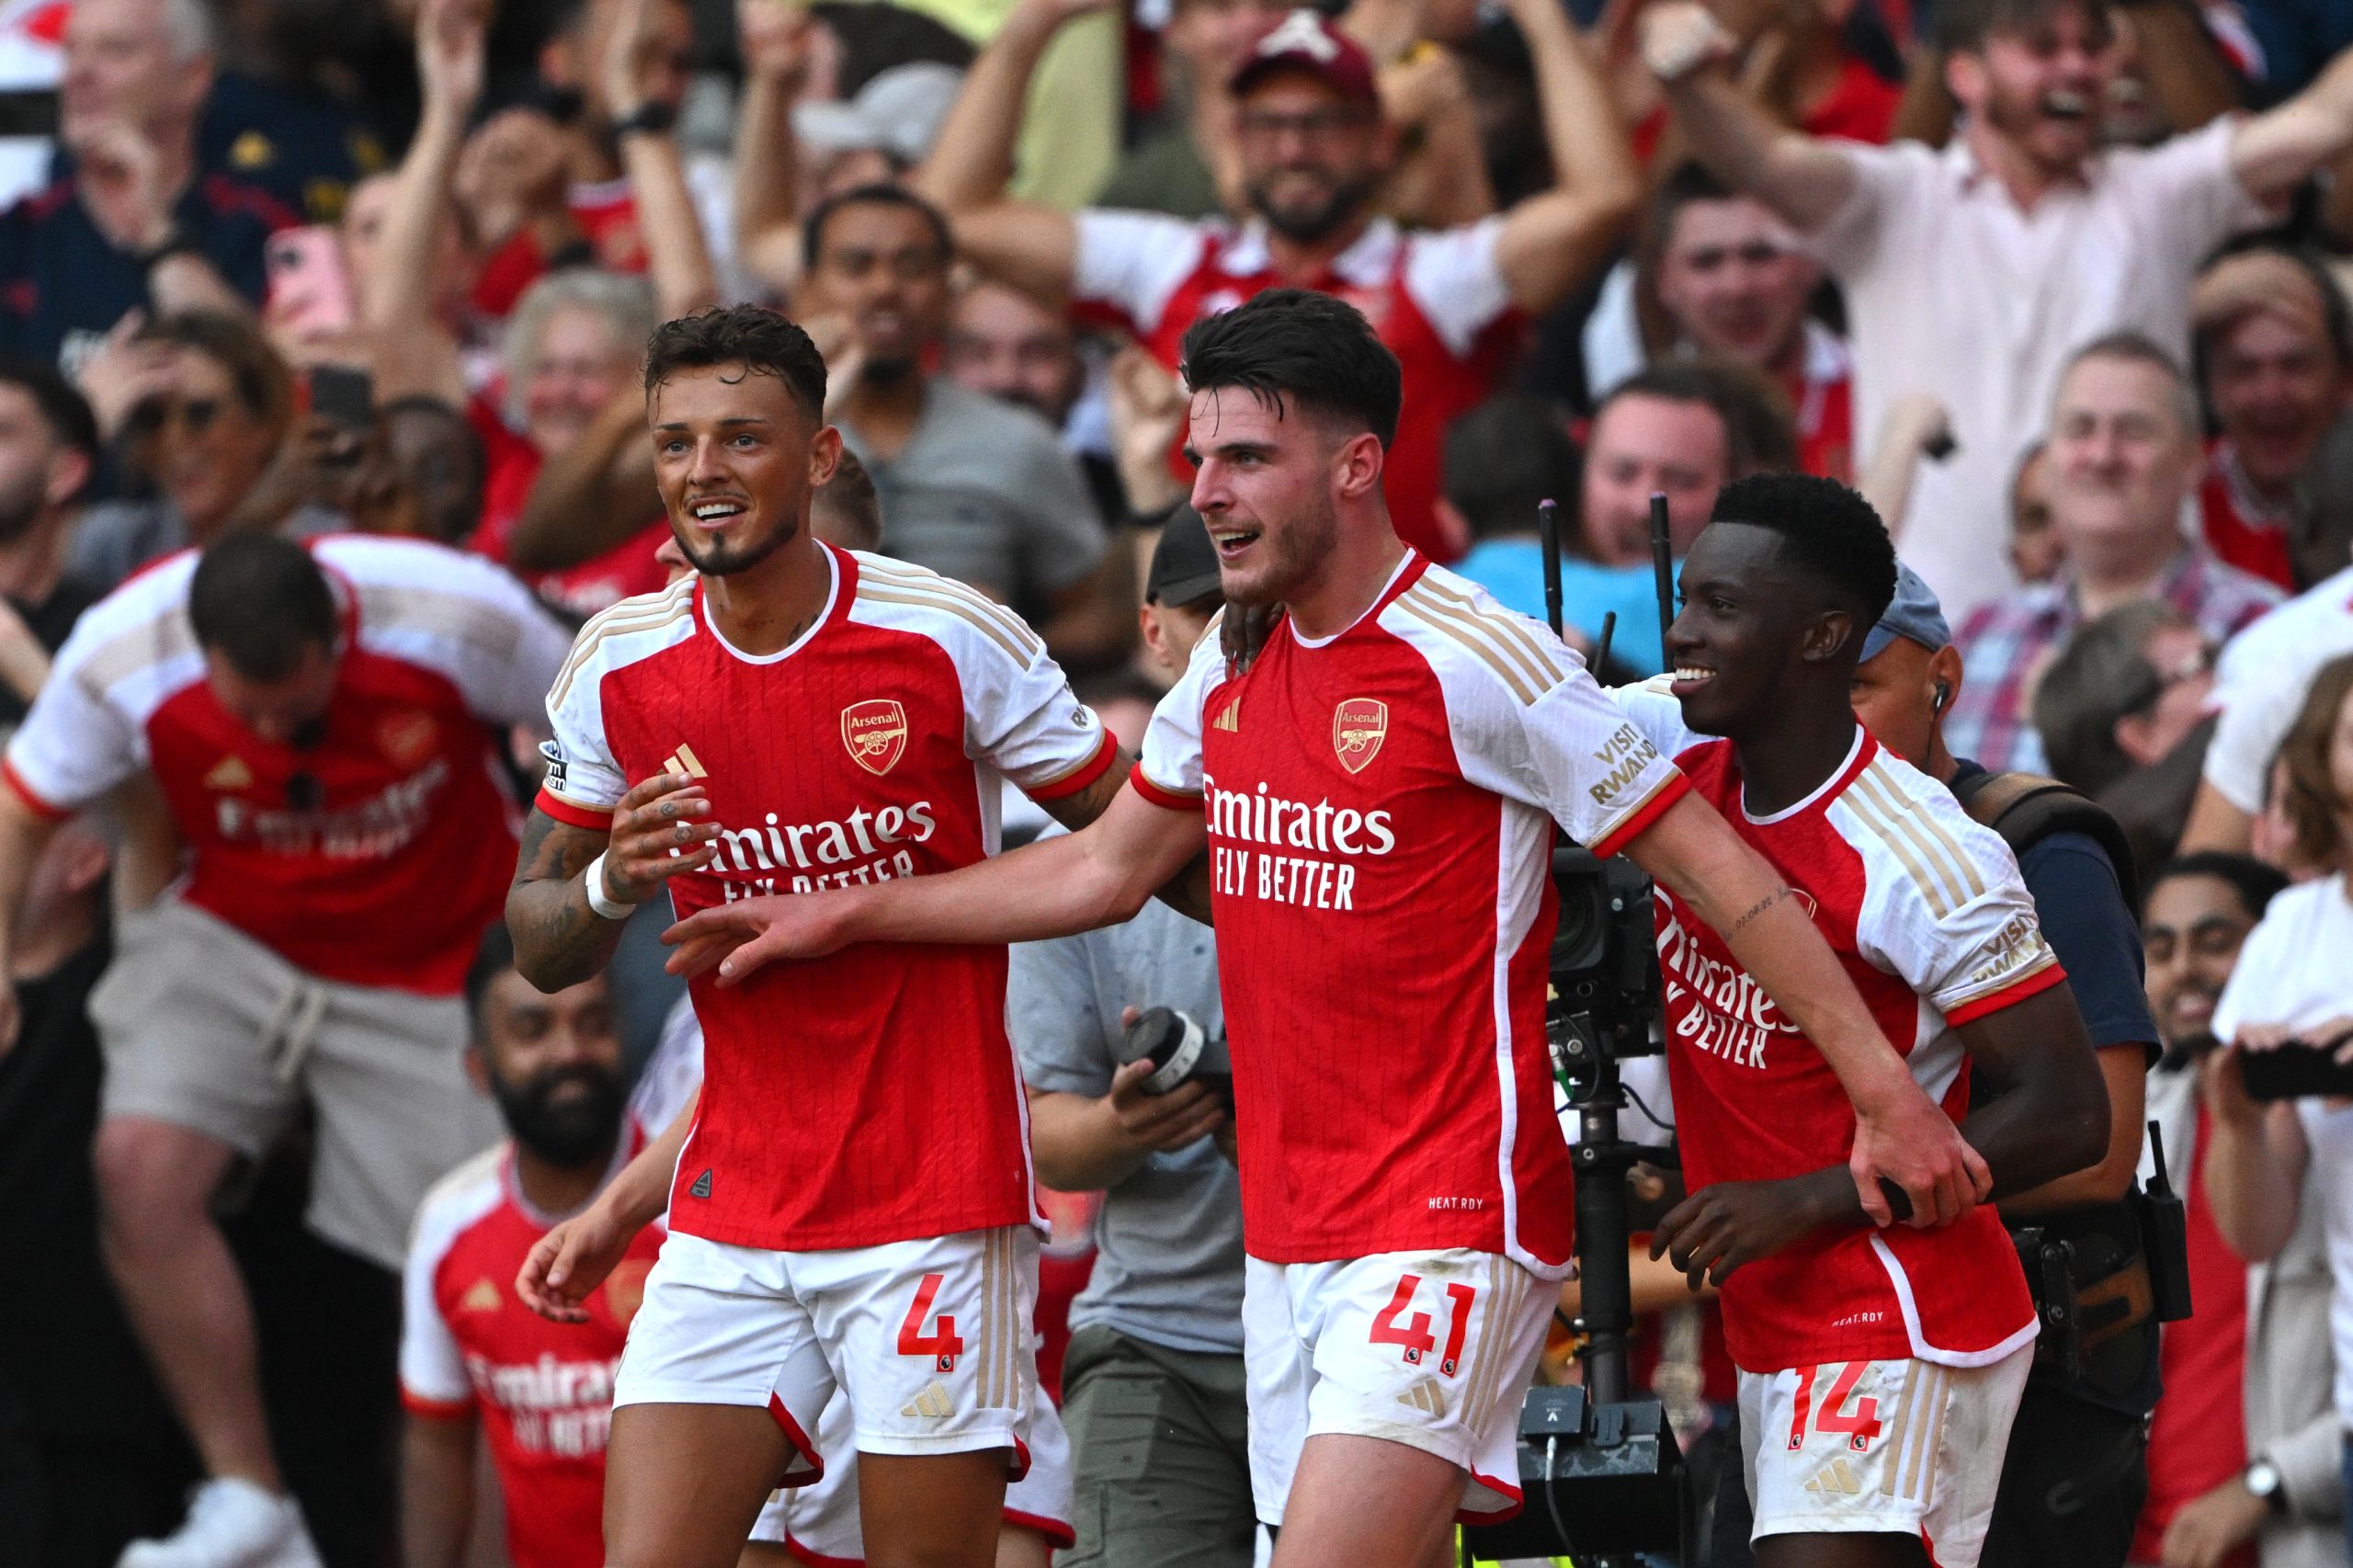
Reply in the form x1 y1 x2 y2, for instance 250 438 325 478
306 364 375 434
2239 1039 2353 1101
265 226 356 337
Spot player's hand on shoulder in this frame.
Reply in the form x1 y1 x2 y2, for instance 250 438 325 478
1849 1086 1992 1229
1650 1177 1822 1289
517 1203 634 1324
1220 603 1277 676
661 892 853 985
607 770 722 903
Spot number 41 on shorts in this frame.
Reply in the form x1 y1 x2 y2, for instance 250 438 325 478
1370 1274 1478 1377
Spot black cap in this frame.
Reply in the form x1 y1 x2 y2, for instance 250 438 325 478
1145 506 1222 608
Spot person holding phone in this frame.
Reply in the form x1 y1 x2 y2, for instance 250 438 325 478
2200 651 2353 1559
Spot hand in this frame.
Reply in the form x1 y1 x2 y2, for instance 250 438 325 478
661 892 858 984
454 108 573 248
798 312 868 416
2158 1475 2267 1568
602 0 669 122
738 0 814 88
415 0 488 117
1219 602 1277 676
1849 1085 1992 1228
1381 46 1472 128
1639 1 1735 83
517 1199 643 1323
74 311 177 442
1106 345 1188 513
69 119 175 251
1108 1005 1227 1153
1651 1177 1824 1289
605 770 722 903
1878 393 1953 460
2201 1038 2264 1129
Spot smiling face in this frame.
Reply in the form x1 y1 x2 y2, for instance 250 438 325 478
1185 386 1360 608
523 305 638 457
649 362 841 578
476 967 625 1168
942 280 1083 426
1581 393 1731 568
1654 197 1819 370
1949 2 2115 179
1235 73 1387 245
801 200 952 378
1665 522 1850 741
2045 352 2203 560
2207 308 2347 494
2142 871 2258 1047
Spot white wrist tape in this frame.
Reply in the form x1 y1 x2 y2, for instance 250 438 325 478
584 851 642 921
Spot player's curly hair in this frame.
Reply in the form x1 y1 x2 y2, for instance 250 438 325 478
1710 472 1898 628
643 304 827 421
1178 289 1402 449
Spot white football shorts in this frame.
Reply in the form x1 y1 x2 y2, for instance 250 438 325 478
1244 1249 1552 1527
1737 1345 2032 1567
615 1226 1039 1482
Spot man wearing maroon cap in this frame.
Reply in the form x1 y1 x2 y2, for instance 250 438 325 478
914 0 1637 564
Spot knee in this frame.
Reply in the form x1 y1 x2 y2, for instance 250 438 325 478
94 1119 223 1239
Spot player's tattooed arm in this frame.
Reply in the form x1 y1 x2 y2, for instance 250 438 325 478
506 809 627 992
1038 747 1214 926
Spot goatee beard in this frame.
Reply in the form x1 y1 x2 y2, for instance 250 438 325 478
495 1064 625 1169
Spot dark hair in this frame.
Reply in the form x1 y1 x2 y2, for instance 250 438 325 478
801 183 954 276
188 534 339 680
381 395 488 546
1937 0 2111 54
2032 601 2188 796
465 921 517 1038
0 353 98 466
1642 161 1738 267
2194 239 2353 376
1442 395 1579 541
2144 851 2289 926
1594 360 1796 479
2279 652 2353 869
812 446 882 551
1711 472 1898 625
643 304 828 420
1178 288 1403 449
135 310 294 434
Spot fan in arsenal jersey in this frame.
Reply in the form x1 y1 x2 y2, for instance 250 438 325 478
504 302 1155 1568
663 288 1997 1568
1614 473 2110 1568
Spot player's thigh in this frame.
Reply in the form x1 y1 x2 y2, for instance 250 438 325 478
1267 1432 1464 1568
1755 1533 1929 1568
1061 1330 1255 1568
607 1403 797 1568
858 1449 1010 1568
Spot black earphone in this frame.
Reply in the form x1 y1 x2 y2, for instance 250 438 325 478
1931 681 1951 714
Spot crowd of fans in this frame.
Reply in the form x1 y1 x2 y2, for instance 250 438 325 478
7 0 2353 1563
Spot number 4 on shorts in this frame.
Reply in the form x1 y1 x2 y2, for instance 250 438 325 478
1370 1274 1478 1376
898 1272 964 1373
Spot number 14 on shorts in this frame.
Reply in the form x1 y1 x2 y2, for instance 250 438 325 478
1788 1362 1884 1453
1370 1274 1477 1376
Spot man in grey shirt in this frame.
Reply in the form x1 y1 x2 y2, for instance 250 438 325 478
1009 514 1249 1568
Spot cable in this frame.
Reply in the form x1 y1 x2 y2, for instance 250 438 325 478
1620 1076 1673 1138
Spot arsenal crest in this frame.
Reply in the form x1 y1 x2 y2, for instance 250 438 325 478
842 699 909 775
377 710 436 766
1332 698 1387 774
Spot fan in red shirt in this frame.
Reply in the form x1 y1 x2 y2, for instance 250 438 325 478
505 303 1130 1568
666 289 1996 1568
1619 475 2109 1568
915 0 1639 562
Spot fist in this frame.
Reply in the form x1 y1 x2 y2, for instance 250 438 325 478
1641 3 1735 81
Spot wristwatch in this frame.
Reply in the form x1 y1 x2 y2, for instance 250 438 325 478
2245 1456 2287 1516
610 101 677 139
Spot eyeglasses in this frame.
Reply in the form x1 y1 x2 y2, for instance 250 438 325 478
130 397 225 437
1236 107 1375 143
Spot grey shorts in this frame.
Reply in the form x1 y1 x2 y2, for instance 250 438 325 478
91 898 500 1269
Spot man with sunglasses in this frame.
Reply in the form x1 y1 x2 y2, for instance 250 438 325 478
912 0 1637 563
0 531 571 1568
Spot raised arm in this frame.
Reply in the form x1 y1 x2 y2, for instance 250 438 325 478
1654 983 2108 1287
2200 1035 2314 1263
507 389 657 570
604 0 719 319
2232 44 2353 202
365 0 477 403
662 774 1208 983
907 0 1090 299
1642 1 1858 232
733 0 813 296
1490 0 1642 315
1622 790 1995 1226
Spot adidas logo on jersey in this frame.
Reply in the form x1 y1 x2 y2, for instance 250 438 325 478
688 1169 712 1199
902 1381 954 1419
1802 1458 1863 1495
460 1277 502 1313
1211 702 1239 733
205 755 253 790
1397 1379 1447 1416
664 744 710 780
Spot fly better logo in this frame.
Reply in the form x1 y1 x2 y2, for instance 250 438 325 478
842 699 909 776
1332 698 1387 774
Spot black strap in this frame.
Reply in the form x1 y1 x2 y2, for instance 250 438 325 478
1949 770 2141 914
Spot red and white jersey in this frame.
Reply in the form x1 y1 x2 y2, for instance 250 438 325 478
1134 556 1688 1273
1072 211 1517 563
1611 680 2057 1372
1786 321 1855 484
400 1136 664 1568
3 535 568 994
2198 439 2299 592
536 546 1118 1251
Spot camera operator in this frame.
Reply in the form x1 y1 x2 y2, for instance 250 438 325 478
1012 507 1253 1568
2200 653 2353 1565
1848 563 2163 1568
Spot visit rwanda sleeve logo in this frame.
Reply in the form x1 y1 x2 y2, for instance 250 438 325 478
841 699 909 776
1333 698 1388 774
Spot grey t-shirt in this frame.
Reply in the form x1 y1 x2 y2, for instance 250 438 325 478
1009 861 1244 1357
843 377 1108 613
